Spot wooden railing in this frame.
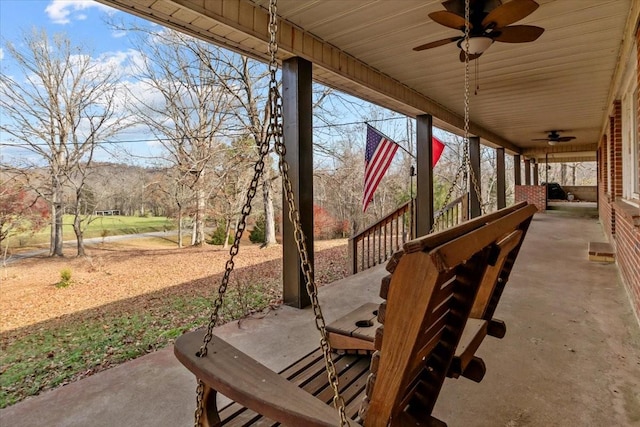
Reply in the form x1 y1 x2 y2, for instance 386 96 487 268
349 200 413 274
432 193 469 233
349 194 469 274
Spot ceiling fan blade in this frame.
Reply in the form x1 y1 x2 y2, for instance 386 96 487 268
443 0 503 16
482 0 539 28
459 50 483 62
492 25 544 43
442 0 465 15
413 36 461 51
429 10 472 31
557 136 576 142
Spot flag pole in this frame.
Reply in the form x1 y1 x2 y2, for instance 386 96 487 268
410 165 416 239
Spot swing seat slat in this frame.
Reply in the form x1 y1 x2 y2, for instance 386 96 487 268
175 202 537 426
175 330 360 426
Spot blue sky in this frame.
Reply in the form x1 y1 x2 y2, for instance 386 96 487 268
0 0 170 163
0 0 429 168
1 0 125 61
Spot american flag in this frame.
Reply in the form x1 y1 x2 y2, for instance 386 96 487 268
363 125 399 212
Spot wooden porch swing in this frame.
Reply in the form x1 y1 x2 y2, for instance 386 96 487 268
174 1 537 425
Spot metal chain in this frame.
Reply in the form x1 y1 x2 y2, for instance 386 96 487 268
462 0 484 215
192 101 271 427
274 128 349 427
267 1 348 422
193 0 347 425
430 0 483 233
191 2 277 425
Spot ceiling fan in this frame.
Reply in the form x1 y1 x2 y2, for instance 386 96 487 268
413 0 545 61
532 130 577 146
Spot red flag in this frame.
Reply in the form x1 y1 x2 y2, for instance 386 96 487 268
432 136 445 167
363 125 399 212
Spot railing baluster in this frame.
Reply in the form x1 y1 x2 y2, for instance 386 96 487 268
402 211 406 244
374 228 378 266
366 233 370 269
394 213 399 250
350 197 469 274
383 221 387 261
378 224 382 264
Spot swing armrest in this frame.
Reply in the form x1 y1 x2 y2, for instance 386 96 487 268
174 330 358 427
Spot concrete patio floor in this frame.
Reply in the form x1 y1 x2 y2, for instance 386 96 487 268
2 212 639 426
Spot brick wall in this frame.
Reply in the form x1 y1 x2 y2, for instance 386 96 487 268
602 27 640 325
599 188 613 239
612 101 623 199
563 186 597 202
515 185 546 212
614 201 640 321
601 136 608 194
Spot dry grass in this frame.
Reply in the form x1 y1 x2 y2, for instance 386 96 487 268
0 236 350 407
1 237 347 332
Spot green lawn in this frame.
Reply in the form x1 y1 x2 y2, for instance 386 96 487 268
6 215 175 249
0 243 348 408
0 267 280 408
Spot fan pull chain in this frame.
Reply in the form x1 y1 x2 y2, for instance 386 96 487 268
475 58 480 95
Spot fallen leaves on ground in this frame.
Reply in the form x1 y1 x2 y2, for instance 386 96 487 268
0 238 350 408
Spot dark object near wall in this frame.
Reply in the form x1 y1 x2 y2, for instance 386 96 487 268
545 182 566 200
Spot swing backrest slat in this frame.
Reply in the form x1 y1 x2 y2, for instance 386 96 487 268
361 203 537 425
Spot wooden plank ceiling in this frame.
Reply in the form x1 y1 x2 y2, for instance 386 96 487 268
97 0 637 161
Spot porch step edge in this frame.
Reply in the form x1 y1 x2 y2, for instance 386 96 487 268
588 242 615 262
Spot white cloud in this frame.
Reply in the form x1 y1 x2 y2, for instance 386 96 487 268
0 48 4 61
146 139 162 147
45 0 114 25
94 49 145 78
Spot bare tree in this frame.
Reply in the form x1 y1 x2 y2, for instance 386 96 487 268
0 29 129 256
203 53 335 247
199 52 281 246
211 138 255 248
313 132 367 235
128 29 232 246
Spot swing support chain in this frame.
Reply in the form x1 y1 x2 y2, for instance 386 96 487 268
431 0 483 233
193 0 348 425
192 3 277 424
192 79 272 427
462 0 484 216
273 86 350 427
268 0 348 422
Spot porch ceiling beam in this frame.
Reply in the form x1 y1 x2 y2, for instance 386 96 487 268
97 0 521 154
522 143 598 157
540 156 597 164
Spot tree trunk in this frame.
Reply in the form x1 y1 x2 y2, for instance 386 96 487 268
49 204 56 256
223 217 231 250
50 178 64 257
72 187 87 257
262 172 277 247
177 205 183 248
560 163 567 185
73 213 85 257
192 183 206 246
